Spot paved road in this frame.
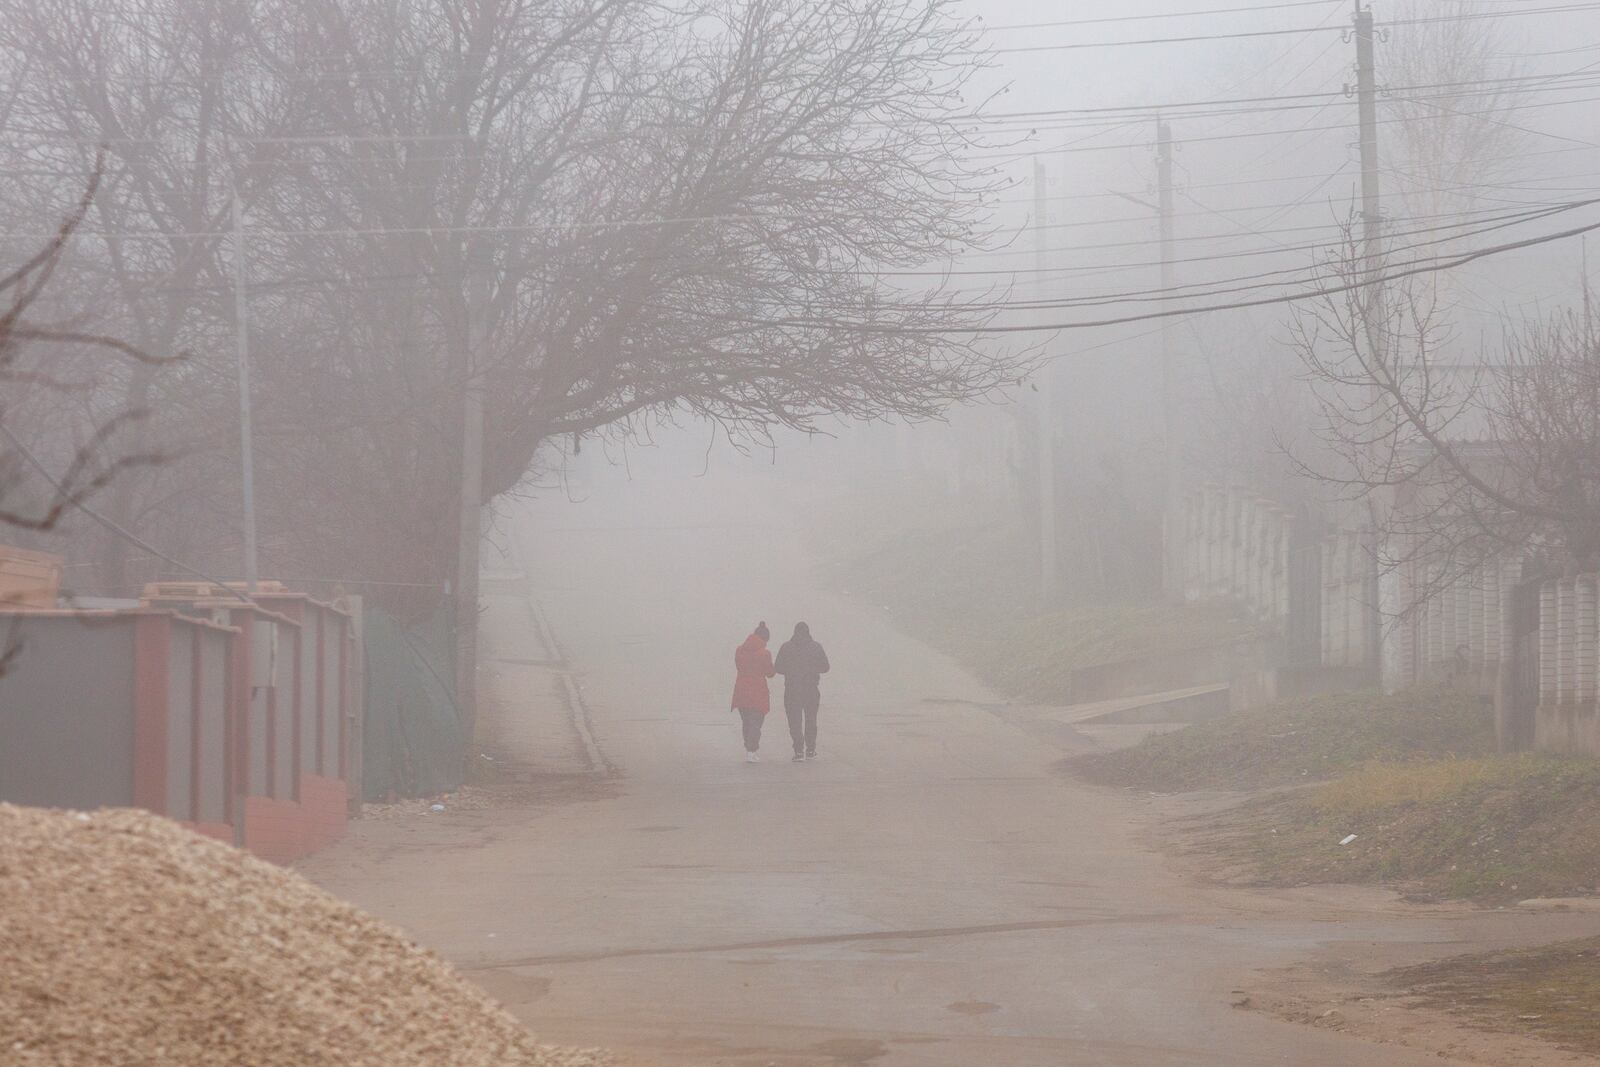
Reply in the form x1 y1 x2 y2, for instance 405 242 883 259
309 454 1513 1067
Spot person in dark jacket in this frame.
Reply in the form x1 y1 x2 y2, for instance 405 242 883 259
730 622 775 762
774 621 829 761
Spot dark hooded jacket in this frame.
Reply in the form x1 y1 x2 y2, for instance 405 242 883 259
774 624 830 697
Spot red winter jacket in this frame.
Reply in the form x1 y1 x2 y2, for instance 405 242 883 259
730 633 776 714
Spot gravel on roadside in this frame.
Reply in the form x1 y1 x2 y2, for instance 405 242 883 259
0 803 613 1067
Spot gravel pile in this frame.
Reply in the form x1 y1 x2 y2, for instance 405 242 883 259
0 804 612 1067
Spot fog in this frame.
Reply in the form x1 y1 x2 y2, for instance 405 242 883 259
4 1 1600 1065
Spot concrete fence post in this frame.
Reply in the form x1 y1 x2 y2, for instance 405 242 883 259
1540 581 1558 712
1577 576 1597 706
1483 561 1503 673
1558 578 1577 707
1440 579 1459 681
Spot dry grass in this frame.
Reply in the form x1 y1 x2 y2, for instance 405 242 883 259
1388 936 1600 1055
1312 758 1512 817
1065 688 1497 792
1231 754 1600 902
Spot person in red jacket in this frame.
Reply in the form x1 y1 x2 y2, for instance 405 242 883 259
731 622 776 762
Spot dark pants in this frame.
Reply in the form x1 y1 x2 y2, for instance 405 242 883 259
737 708 765 752
785 689 820 755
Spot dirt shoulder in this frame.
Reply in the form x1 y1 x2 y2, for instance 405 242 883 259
1068 687 1498 792
1063 691 1600 906
1062 690 1600 1063
1234 931 1600 1066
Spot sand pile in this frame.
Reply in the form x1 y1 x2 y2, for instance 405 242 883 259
0 804 611 1067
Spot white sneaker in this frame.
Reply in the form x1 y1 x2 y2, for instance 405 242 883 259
745 751 760 763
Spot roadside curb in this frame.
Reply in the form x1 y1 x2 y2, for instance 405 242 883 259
502 529 615 777
529 597 614 777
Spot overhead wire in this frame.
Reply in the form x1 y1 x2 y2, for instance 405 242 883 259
0 420 254 604
983 2 1600 55
693 204 1600 335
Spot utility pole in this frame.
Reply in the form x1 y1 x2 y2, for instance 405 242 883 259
231 190 259 593
1157 118 1180 601
455 260 489 737
1033 157 1058 604
1355 2 1382 280
455 374 484 736
1584 236 1593 343
1354 0 1386 678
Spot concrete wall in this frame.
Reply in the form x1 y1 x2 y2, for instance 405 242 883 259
1397 557 1517 694
1534 574 1600 756
1179 486 1294 632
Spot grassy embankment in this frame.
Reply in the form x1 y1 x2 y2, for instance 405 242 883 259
1058 634 1600 1055
1069 688 1600 904
1386 937 1600 1057
817 494 1600 907
816 499 1255 704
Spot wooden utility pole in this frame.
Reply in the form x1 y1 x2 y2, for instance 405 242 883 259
455 371 484 736
1354 0 1387 678
1033 158 1058 604
1157 118 1180 600
454 253 491 738
1355 2 1382 279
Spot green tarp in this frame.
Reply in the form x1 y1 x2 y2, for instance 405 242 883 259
361 606 465 800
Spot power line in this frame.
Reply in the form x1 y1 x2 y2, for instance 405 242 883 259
955 201 1587 312
970 198 1580 259
704 204 1600 336
968 68 1600 128
984 2 1600 55
977 0 1342 33
968 84 1600 159
0 420 254 605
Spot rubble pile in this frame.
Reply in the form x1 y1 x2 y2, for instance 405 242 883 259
0 805 610 1067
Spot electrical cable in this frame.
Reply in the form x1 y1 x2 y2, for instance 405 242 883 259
0 420 254 604
688 203 1600 335
984 2 1600 55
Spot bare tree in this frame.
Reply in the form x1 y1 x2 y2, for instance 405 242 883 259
0 0 1025 728
0 164 165 536
226 0 1018 600
0 163 174 681
1288 224 1600 610
0 0 298 592
1383 0 1529 325
1385 0 1528 221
